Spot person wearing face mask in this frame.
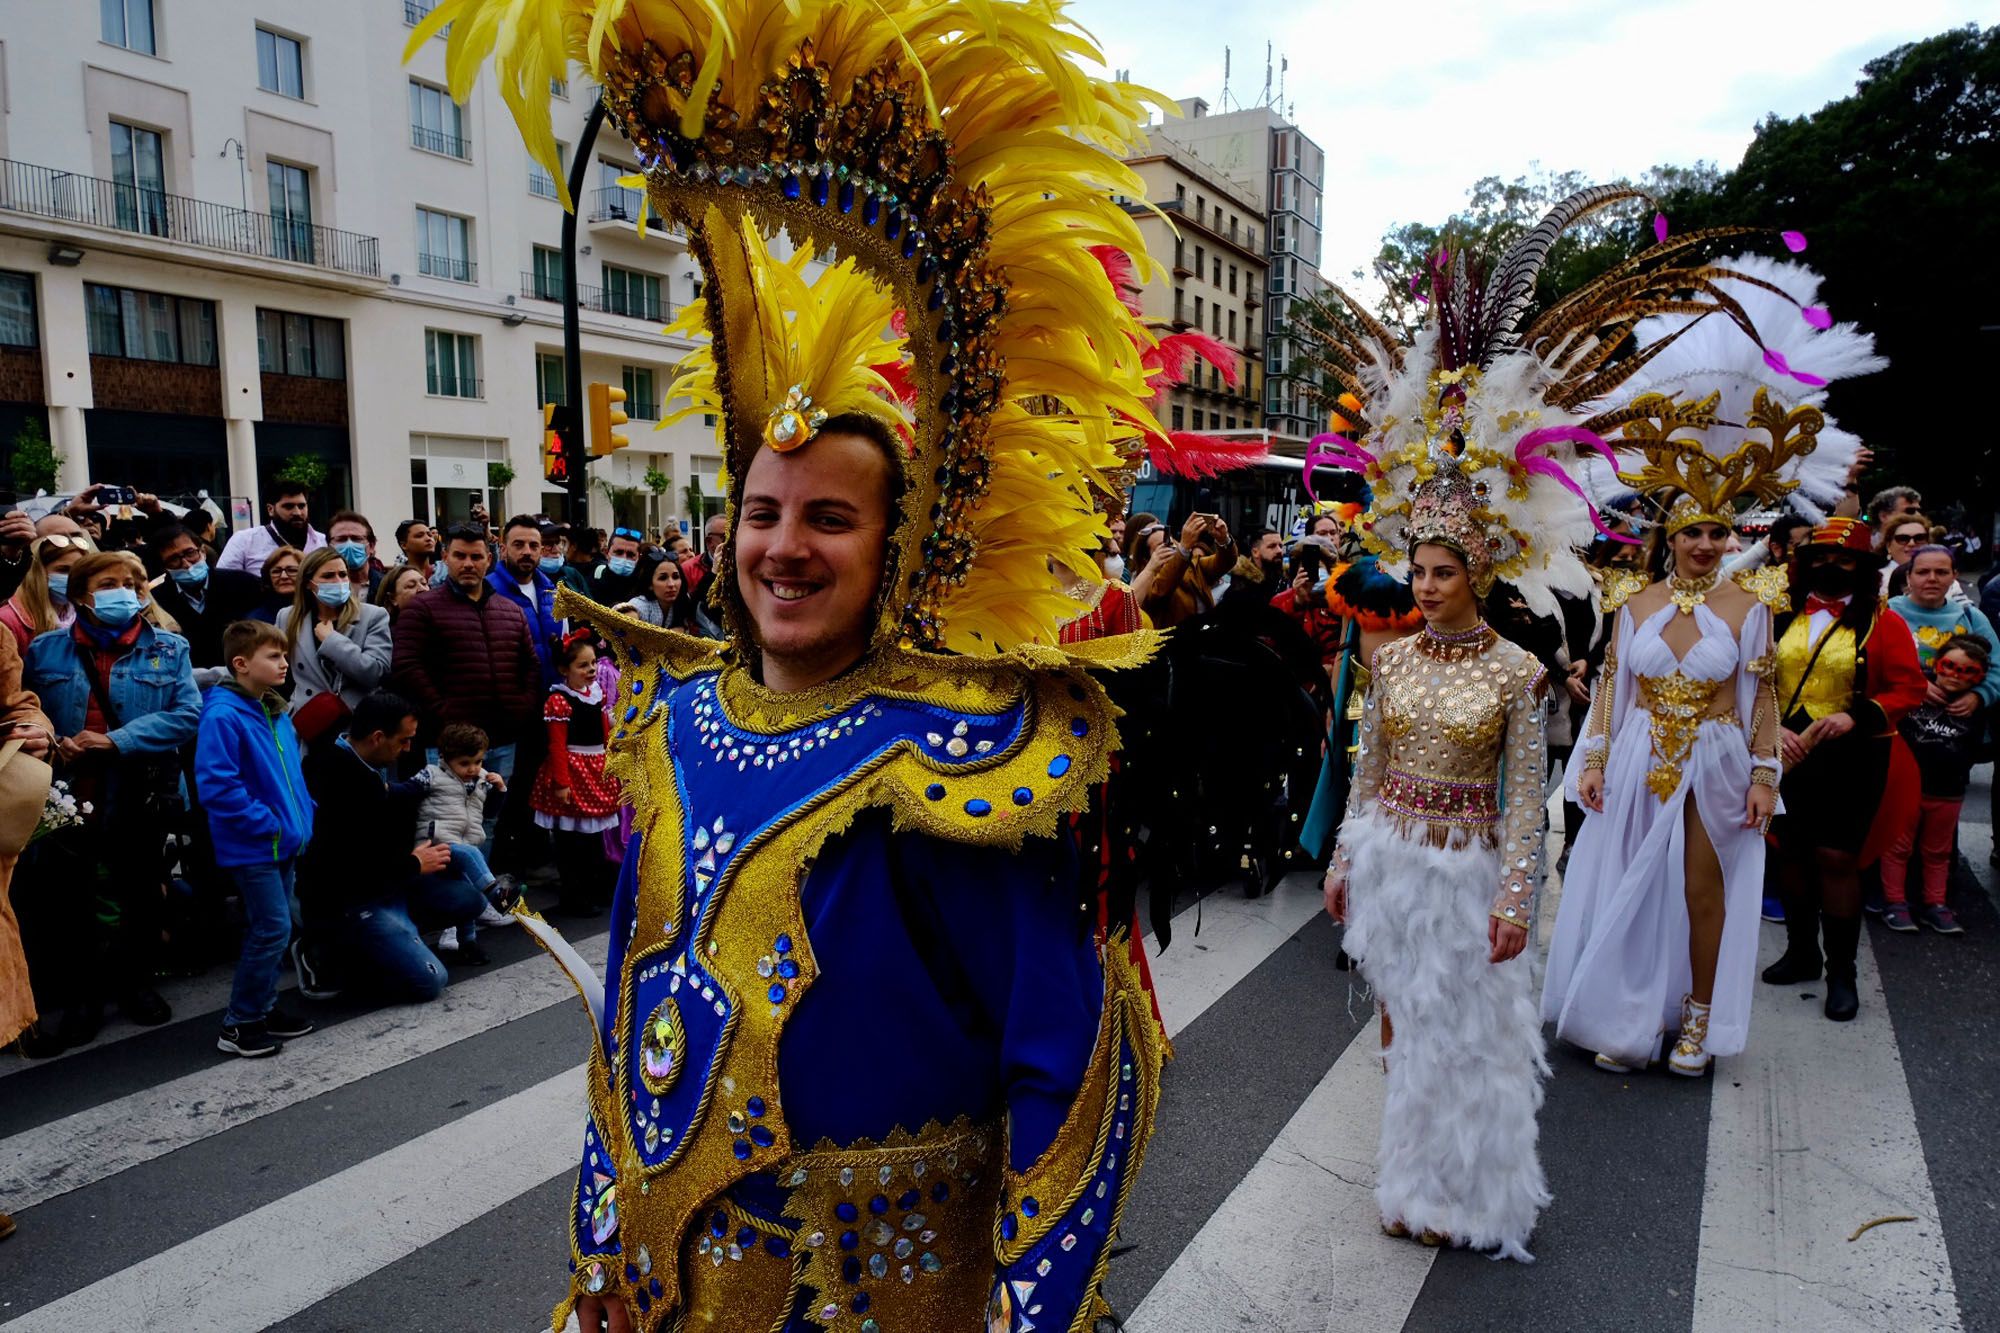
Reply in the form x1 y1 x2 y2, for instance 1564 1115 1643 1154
216 480 326 575
488 515 565 687
1760 518 1927 1022
277 548 394 748
0 533 92 656
588 526 648 606
325 511 383 601
21 550 201 1035
145 524 241 683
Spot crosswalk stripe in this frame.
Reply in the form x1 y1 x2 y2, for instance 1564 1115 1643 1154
0 1069 583 1333
1693 923 1962 1332
0 935 608 1212
1125 1020 1436 1332
1144 873 1327 1039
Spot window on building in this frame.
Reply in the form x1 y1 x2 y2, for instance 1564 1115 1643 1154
1170 404 1184 431
536 351 566 406
409 80 470 159
550 76 569 98
1193 295 1203 326
1173 240 1184 271
1209 411 1221 430
256 28 305 99
1194 244 1204 278
603 265 664 321
1175 183 1186 205
102 0 156 54
1226 416 1237 430
424 329 480 397
85 283 217 365
1173 288 1184 323
1228 265 1238 295
409 434 506 528
622 366 658 419
529 245 565 300
1228 310 1237 342
108 120 168 237
1211 305 1220 337
0 273 37 348
256 309 346 379
1212 257 1221 286
416 207 474 282
529 144 565 200
1196 196 1206 224
268 160 315 263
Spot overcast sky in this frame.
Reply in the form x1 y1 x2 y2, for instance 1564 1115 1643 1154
1080 0 1988 287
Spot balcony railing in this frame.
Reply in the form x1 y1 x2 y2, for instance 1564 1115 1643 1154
410 125 471 159
404 0 447 32
528 172 559 200
418 252 476 283
519 272 673 322
626 399 660 420
0 157 381 278
428 377 482 399
588 184 644 223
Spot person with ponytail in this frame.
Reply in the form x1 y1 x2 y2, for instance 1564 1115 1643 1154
277 547 394 746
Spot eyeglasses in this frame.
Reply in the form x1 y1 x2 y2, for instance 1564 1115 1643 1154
1889 532 1925 545
34 533 92 552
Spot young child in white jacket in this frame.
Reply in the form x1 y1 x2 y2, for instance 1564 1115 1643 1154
418 723 518 946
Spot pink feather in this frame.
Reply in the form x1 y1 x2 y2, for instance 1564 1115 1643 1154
1653 213 1670 244
1143 332 1239 397
1781 230 1808 253
1801 306 1832 330
1090 244 1144 316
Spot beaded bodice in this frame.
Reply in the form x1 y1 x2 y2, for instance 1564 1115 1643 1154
1344 622 1549 924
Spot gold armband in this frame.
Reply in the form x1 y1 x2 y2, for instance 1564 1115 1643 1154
1750 767 1780 790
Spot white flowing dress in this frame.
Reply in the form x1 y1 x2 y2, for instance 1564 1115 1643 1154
1542 599 1776 1064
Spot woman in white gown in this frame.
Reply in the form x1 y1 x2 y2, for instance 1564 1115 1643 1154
1543 511 1782 1074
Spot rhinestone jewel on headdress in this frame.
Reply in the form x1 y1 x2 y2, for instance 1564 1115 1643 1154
764 384 829 453
1406 458 1499 584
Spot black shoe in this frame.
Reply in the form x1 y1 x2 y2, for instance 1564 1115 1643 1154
482 873 523 914
1760 950 1822 985
291 939 341 1000
217 1021 281 1058
1824 975 1860 1022
450 940 492 967
15 1017 69 1060
120 988 171 1027
264 1005 316 1040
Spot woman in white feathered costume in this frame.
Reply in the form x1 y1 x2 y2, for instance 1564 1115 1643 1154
1544 253 1884 1076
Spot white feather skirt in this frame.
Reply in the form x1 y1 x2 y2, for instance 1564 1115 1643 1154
1341 807 1552 1262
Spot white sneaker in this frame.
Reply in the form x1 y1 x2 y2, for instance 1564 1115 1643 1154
477 902 516 928
436 926 460 953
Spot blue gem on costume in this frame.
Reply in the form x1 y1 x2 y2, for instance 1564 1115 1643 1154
626 1263 639 1283
782 173 801 200
732 1139 752 1160
632 680 643 694
1048 754 1071 778
751 1124 776 1147
1070 717 1088 737
841 1233 861 1256
864 193 881 226
625 706 639 722
837 1201 859 1223
635 1289 651 1314
932 1182 951 1203
738 1226 757 1247
1022 1196 1040 1218
843 1255 862 1282
869 1194 889 1215
711 1212 728 1237
812 171 830 207
853 1292 873 1314
1001 1212 1018 1241
649 1277 663 1299
775 934 793 954
965 799 991 818
765 1237 791 1259
768 982 787 1004
899 1189 920 1209
839 181 855 213
747 1096 766 1117
778 958 799 979
1013 787 1033 806
884 208 902 241
926 782 946 801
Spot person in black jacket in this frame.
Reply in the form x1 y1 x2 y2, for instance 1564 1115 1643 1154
300 691 490 997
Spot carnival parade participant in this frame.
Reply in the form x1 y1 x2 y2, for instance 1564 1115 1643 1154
1545 248 1879 1075
1761 517 1927 1020
412 1 1171 1328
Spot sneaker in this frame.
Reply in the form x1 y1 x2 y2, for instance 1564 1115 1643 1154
481 874 523 917
1920 905 1965 935
1882 904 1917 933
1761 896 1786 924
120 988 172 1027
291 939 341 1001
436 926 460 953
1862 889 1885 916
217 1021 281 1058
264 1005 316 1040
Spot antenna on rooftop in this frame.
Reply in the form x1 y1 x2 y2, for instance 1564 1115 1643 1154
1259 41 1272 108
1220 47 1233 112
1278 55 1288 112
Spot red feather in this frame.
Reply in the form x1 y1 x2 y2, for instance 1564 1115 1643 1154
1143 332 1240 399
1090 244 1144 316
1145 430 1269 478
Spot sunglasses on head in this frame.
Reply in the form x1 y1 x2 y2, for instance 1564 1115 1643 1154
36 533 92 551
612 527 645 541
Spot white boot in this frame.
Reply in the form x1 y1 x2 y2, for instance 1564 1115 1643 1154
1668 994 1712 1077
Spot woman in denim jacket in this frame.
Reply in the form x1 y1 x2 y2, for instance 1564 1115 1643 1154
21 550 200 1038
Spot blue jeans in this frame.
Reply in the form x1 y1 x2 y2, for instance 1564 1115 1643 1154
224 858 299 1027
447 842 496 888
336 872 485 1003
427 742 516 847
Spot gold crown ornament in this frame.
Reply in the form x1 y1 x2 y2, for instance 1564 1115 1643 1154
1613 389 1827 537
411 0 1170 655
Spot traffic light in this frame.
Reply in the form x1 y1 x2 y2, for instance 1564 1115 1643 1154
588 382 629 456
542 402 566 483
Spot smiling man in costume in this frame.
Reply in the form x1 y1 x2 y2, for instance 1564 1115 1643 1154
411 3 1171 1330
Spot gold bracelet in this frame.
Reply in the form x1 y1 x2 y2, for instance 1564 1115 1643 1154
1750 766 1780 790
1582 755 1607 773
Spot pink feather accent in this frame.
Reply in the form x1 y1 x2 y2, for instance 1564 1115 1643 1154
889 309 908 337
1763 348 1792 376
1143 331 1239 398
1090 244 1144 315
1789 369 1828 388
1146 431 1270 479
1514 426 1641 544
1302 431 1377 504
1653 212 1670 244
1801 305 1832 330
1781 231 1808 253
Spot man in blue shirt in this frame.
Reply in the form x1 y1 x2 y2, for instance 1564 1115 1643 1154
487 514 563 687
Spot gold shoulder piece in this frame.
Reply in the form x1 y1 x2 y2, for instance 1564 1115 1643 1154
555 586 727 680
1599 569 1650 614
1733 565 1792 613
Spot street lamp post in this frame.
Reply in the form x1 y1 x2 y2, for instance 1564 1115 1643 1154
558 97 609 521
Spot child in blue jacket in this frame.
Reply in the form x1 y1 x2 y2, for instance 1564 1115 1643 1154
196 621 316 1057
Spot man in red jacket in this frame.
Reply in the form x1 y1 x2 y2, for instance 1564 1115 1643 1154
390 522 541 850
1761 517 1928 1022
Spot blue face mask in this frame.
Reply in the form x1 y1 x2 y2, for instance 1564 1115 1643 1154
539 554 566 575
313 581 352 608
607 556 637 578
333 541 369 571
90 588 143 626
46 573 69 601
168 559 209 586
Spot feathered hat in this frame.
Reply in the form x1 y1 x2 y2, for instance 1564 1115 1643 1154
410 0 1169 655
1580 251 1886 534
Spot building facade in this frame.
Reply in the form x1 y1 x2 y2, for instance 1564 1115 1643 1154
0 0 721 538
1149 99 1328 438
1120 144 1268 439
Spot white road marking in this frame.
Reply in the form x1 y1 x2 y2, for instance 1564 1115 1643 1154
1144 871 1326 1038
1693 924 1962 1332
0 935 608 1210
0 1069 584 1332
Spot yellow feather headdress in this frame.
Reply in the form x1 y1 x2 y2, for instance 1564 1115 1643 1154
409 0 1167 655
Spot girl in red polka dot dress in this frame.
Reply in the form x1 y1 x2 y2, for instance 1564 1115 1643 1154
531 634 622 912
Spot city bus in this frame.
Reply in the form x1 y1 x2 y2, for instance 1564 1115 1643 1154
1127 447 1365 542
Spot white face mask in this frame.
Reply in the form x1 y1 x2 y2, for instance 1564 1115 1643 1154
1103 554 1126 581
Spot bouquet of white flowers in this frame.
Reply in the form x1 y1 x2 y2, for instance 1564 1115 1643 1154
32 779 89 843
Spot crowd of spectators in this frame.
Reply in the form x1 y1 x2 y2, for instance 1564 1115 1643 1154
0 481 723 1059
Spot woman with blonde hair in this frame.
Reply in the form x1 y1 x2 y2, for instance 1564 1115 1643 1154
0 533 93 653
276 547 393 744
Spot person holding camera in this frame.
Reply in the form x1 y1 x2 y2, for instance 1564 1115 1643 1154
1132 511 1237 629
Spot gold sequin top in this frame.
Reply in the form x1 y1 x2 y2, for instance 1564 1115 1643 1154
1344 622 1549 925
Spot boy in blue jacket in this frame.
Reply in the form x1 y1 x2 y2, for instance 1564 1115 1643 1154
197 621 316 1057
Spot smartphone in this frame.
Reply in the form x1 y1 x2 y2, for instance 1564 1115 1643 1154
98 485 137 507
428 820 438 845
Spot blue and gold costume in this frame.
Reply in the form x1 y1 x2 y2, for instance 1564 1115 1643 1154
414 0 1177 1327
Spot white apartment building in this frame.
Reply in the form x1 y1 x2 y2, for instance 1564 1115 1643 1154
0 0 720 538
